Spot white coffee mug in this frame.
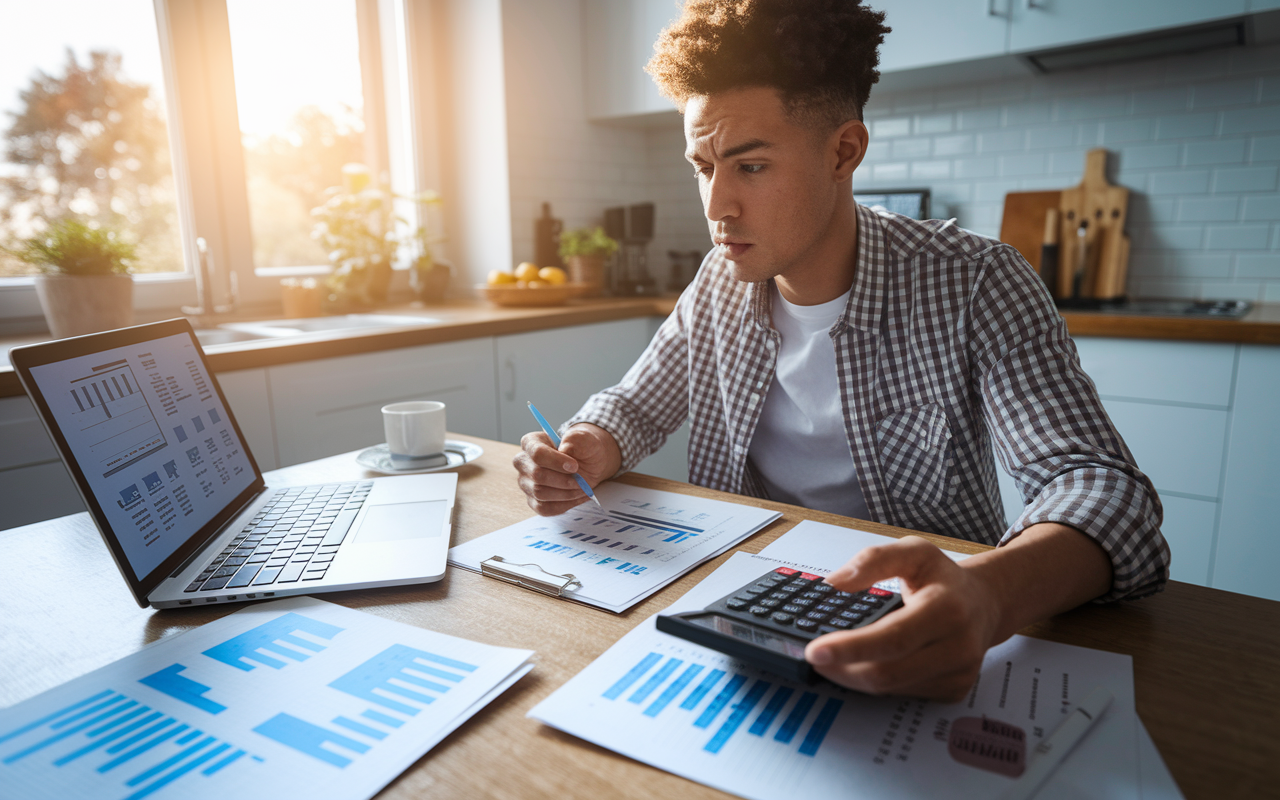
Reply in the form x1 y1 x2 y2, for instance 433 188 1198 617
382 401 446 459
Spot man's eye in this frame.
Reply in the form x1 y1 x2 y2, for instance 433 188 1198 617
693 165 712 178
741 164 764 174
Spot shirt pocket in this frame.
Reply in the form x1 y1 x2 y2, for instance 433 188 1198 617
875 403 957 509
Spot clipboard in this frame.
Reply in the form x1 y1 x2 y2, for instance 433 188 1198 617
480 556 582 598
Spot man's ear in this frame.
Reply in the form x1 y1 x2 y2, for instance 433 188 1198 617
832 120 869 181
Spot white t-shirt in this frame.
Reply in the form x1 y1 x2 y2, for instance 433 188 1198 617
747 283 870 519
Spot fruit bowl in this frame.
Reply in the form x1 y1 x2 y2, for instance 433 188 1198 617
478 282 588 307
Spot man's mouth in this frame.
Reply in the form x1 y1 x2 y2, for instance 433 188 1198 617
716 238 753 258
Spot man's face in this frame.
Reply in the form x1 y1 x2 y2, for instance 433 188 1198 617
684 87 852 284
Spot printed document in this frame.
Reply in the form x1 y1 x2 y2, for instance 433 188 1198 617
529 522 1144 799
449 483 780 612
0 597 533 800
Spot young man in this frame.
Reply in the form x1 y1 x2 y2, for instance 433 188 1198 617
512 0 1168 699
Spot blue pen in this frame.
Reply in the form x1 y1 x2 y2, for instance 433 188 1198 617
527 401 603 508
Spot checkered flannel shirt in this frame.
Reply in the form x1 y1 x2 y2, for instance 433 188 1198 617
568 203 1169 601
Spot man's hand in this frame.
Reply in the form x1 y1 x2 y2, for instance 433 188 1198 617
512 423 621 516
805 537 1001 701
804 524 1112 701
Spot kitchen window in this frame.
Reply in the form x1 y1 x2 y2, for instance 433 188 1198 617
0 0 429 322
0 0 183 278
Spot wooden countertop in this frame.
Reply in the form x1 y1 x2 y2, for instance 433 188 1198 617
2 296 1276 399
2 434 1277 798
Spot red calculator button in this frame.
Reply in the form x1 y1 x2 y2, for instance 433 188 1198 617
774 567 798 575
866 587 893 597
800 572 822 582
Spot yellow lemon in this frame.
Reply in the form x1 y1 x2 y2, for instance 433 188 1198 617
538 266 567 285
527 279 548 288
487 269 517 286
515 262 541 282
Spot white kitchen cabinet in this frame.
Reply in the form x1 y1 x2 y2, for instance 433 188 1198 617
583 0 681 121
1008 0 1247 54
214 368 278 471
495 319 650 443
1215 345 1280 602
875 0 1009 73
268 339 499 467
496 318 691 483
0 395 83 530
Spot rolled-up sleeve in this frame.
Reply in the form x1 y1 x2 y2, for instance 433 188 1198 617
565 295 693 475
969 244 1170 601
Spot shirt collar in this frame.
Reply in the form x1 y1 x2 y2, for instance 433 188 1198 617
749 203 887 334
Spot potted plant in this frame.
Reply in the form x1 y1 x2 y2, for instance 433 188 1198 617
7 218 136 338
558 226 618 297
311 165 448 309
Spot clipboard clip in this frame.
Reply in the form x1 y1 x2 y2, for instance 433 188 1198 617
480 556 582 598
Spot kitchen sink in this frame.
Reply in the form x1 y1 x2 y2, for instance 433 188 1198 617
219 314 440 338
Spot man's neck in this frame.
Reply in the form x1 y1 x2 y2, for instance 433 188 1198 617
773 198 858 306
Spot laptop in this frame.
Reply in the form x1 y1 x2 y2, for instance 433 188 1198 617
10 318 457 609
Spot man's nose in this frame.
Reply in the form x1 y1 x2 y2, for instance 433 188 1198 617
703 170 739 223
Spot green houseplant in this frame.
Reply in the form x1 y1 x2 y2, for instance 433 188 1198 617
7 218 136 338
558 226 617 297
311 165 447 308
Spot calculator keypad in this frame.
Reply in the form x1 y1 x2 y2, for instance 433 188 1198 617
707 566 903 640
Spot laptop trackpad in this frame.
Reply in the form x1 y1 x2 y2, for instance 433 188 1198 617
355 500 447 542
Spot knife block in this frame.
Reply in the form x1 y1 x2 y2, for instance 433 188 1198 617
999 148 1131 305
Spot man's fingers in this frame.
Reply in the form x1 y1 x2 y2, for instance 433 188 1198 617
524 494 587 517
826 536 952 593
812 640 979 700
520 431 580 472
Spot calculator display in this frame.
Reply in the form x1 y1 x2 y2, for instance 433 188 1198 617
680 612 808 658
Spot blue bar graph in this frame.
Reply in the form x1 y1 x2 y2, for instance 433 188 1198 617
749 686 793 736
328 644 476 716
705 678 770 754
603 653 662 700
774 692 817 744
598 652 842 758
0 688 259 800
253 714 369 768
680 669 725 710
644 664 703 718
202 612 344 671
138 664 226 714
627 658 683 705
694 674 747 729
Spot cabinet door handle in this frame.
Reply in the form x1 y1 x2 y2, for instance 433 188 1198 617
1025 0 1046 9
504 357 516 402
987 0 1003 16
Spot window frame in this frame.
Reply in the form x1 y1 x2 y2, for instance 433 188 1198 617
0 0 431 327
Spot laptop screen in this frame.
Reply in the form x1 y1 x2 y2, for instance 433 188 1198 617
26 329 256 580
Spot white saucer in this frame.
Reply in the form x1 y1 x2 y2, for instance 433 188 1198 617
355 440 484 475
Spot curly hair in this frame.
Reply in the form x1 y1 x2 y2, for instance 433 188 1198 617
645 0 891 129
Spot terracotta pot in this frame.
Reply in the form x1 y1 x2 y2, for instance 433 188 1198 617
565 254 605 297
34 274 134 339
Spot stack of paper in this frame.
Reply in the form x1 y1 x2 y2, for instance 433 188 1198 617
449 483 780 612
0 597 533 800
530 521 1181 799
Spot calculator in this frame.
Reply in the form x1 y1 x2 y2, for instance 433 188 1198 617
655 566 903 683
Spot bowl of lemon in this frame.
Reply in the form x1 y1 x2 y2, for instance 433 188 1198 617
479 263 585 307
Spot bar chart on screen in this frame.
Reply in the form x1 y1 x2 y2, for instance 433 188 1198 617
0 598 533 800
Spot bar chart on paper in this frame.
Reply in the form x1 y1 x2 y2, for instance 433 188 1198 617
448 484 781 612
0 598 533 800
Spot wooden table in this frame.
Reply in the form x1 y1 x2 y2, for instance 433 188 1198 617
1 435 1276 799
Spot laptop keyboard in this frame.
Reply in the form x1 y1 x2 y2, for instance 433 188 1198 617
184 481 373 593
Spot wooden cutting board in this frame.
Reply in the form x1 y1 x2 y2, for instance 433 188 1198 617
999 190 1062 274
1057 148 1130 300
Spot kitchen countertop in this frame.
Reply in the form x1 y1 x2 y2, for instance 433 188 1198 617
2 296 1277 399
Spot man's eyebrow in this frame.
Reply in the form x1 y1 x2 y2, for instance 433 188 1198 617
721 139 772 158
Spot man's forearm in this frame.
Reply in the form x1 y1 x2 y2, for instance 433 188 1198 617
963 522 1113 645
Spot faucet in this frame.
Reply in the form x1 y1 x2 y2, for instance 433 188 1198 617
182 237 238 318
